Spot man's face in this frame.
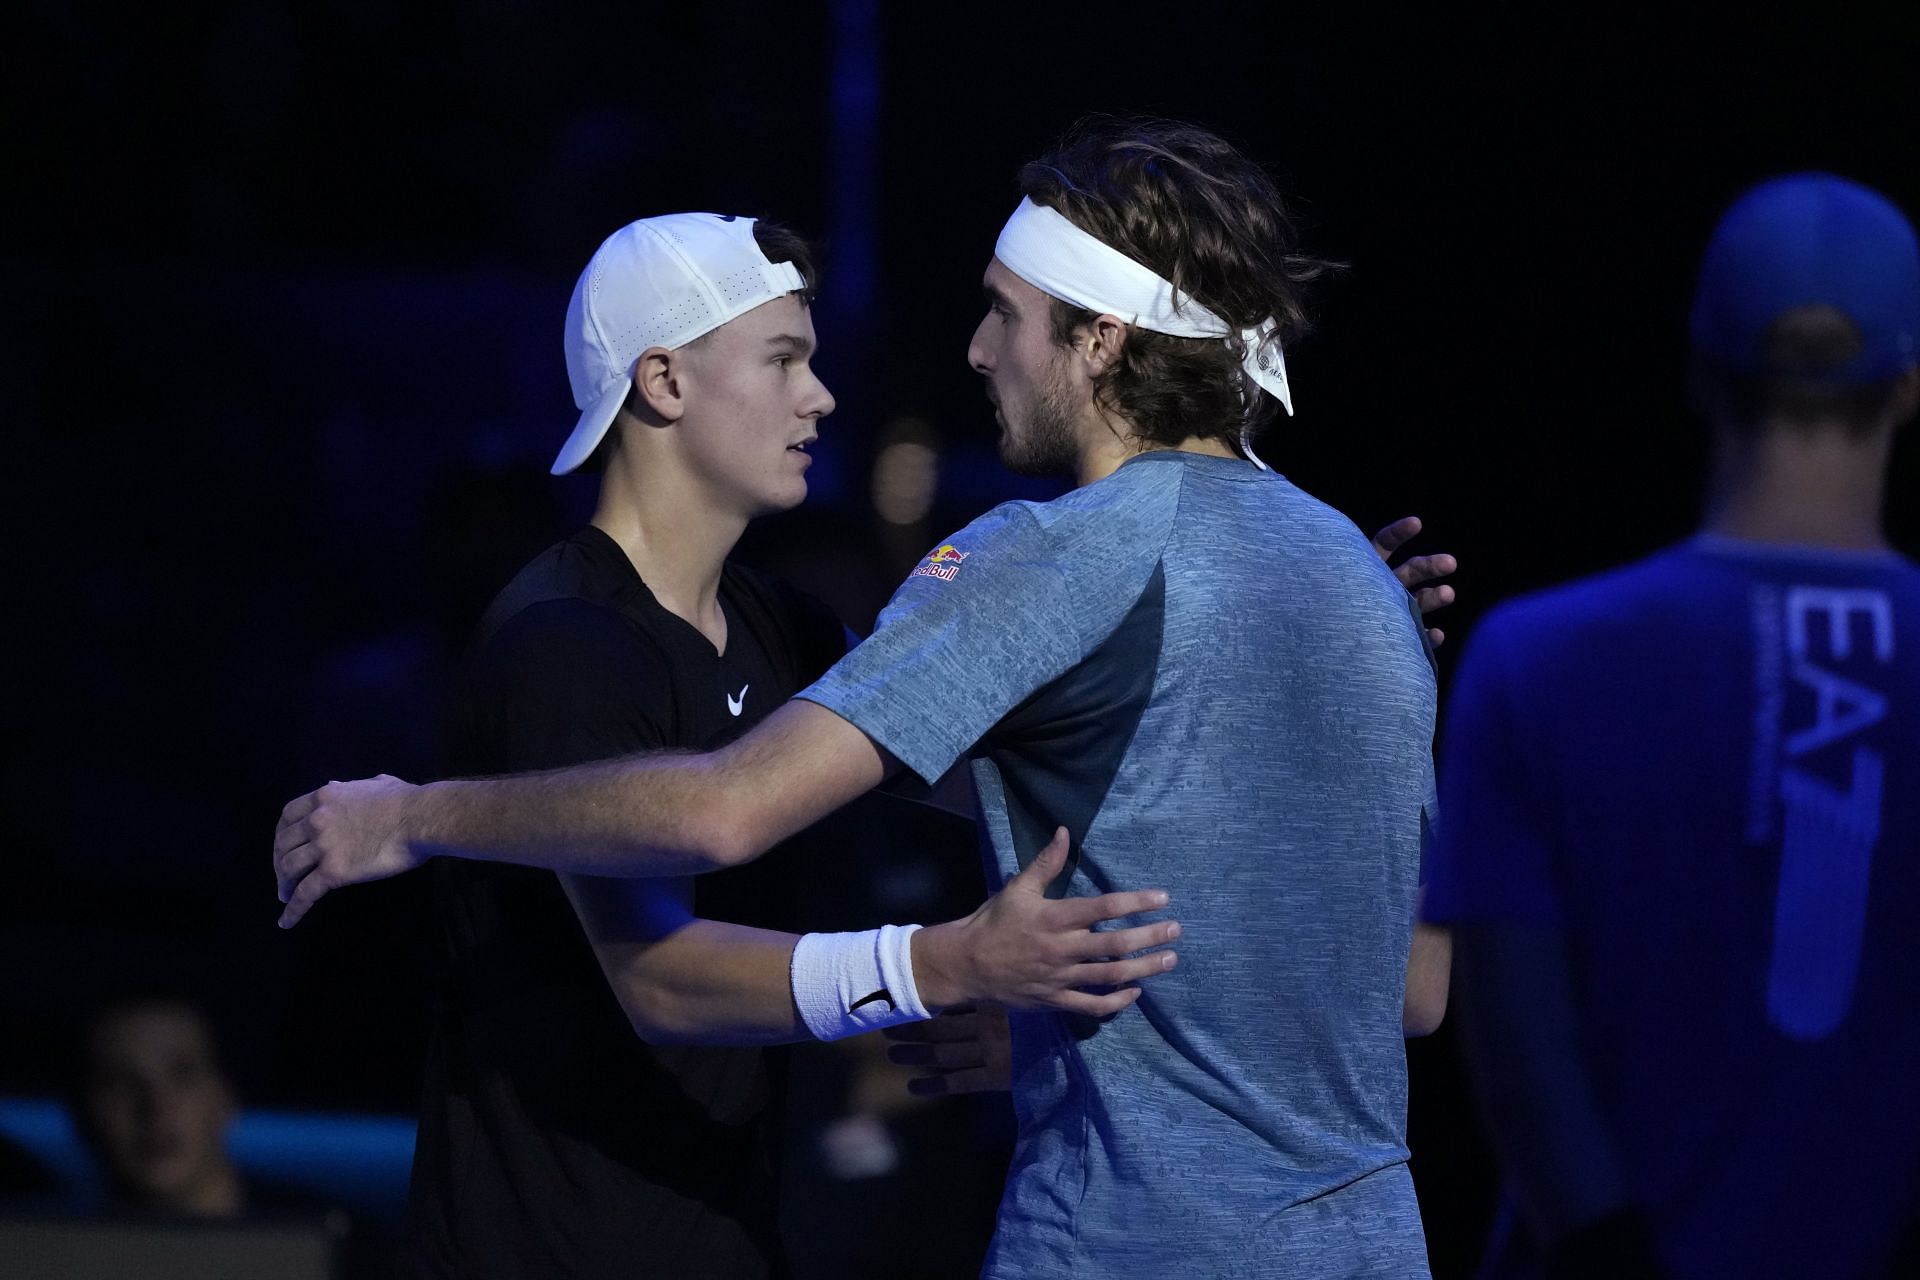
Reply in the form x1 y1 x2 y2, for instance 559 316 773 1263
674 294 835 519
968 259 1083 476
80 1003 236 1211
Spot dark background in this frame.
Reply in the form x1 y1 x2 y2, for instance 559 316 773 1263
7 2 1917 1274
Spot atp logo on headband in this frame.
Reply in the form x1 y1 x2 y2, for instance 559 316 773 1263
912 544 970 582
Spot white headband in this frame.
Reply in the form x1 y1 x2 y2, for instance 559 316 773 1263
993 197 1294 438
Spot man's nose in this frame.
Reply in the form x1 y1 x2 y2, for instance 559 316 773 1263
805 372 835 420
967 320 994 374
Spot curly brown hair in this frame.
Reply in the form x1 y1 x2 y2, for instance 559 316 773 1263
1017 115 1337 452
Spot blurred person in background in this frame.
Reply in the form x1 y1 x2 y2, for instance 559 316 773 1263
1426 173 1920 1279
71 995 251 1219
70 995 327 1221
67 994 394 1277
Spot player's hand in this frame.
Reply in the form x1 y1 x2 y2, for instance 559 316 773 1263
911 827 1178 1017
273 775 427 928
885 1004 1012 1097
1370 515 1458 647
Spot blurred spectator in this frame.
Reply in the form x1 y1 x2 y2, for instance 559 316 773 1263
41 997 397 1280
72 995 377 1223
867 415 946 577
64 994 398 1277
70 996 252 1220
1427 174 1920 1278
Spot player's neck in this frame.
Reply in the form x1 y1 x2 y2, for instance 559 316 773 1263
1700 423 1892 552
1075 430 1241 487
592 460 740 651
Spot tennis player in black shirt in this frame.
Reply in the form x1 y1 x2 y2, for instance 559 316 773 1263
403 213 1185 1278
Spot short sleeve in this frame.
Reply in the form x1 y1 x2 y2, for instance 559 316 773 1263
1423 613 1565 927
797 504 1091 784
459 599 670 774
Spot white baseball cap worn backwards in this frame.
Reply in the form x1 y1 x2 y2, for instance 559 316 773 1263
552 213 807 476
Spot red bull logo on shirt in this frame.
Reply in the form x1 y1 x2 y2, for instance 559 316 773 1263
912 544 969 582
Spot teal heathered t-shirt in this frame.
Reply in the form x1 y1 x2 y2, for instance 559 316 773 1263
800 450 1438 1279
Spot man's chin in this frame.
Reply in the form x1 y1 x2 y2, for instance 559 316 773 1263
750 482 810 518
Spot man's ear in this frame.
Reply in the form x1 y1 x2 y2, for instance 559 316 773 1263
1079 314 1130 377
630 346 687 423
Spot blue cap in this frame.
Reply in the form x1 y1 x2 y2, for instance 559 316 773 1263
1689 173 1920 382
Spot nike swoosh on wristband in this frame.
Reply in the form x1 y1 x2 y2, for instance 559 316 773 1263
727 684 749 716
850 989 894 1014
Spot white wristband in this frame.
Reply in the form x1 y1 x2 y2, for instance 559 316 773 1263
790 924 931 1041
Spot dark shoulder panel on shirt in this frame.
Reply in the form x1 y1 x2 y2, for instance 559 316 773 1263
456 532 675 774
459 597 673 774
470 530 639 650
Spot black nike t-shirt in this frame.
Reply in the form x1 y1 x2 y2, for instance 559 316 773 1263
405 526 846 1280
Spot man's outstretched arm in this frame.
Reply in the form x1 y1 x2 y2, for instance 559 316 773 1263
570 828 1180 1045
274 700 889 928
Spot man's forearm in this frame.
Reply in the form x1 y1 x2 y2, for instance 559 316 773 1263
596 917 1007 1046
413 752 747 877
274 702 896 926
404 699 892 878
590 920 810 1046
563 824 1183 1052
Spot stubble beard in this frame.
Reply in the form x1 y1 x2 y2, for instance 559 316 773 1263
997 364 1080 477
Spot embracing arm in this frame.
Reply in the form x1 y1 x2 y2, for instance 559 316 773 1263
563 874 808 1045
1371 515 1456 1035
276 693 1181 1022
563 827 1182 1046
436 699 886 873
1403 913 1452 1037
274 700 885 926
